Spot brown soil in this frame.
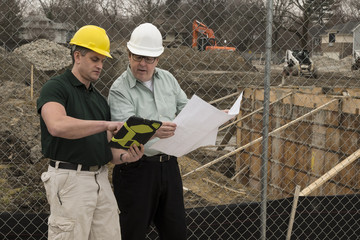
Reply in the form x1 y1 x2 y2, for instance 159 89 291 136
1 39 359 212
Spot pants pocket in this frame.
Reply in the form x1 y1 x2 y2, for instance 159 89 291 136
48 215 75 239
41 172 52 203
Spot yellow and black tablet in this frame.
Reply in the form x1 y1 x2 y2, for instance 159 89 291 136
109 116 162 149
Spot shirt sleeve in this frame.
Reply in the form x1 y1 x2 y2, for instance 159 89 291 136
36 79 68 114
172 75 188 114
108 82 136 122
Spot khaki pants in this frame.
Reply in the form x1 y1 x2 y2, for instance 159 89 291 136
41 163 121 240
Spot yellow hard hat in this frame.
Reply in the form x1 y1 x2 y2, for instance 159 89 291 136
70 25 112 58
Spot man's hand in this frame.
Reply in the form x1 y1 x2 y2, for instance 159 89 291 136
106 121 124 135
111 144 144 165
153 121 177 139
122 144 145 164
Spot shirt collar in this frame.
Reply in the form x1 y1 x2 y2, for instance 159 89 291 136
65 69 94 91
126 65 159 89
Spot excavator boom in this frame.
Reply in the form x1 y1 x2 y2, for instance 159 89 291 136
192 20 235 51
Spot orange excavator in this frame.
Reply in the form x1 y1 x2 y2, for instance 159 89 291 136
192 20 236 52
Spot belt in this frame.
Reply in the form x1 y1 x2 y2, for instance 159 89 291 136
49 160 102 172
142 154 174 162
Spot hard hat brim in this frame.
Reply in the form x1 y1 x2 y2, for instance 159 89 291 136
71 43 113 58
127 42 164 58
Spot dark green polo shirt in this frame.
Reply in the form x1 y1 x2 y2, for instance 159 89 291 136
37 69 112 166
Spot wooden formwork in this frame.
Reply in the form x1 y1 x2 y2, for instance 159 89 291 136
236 86 360 198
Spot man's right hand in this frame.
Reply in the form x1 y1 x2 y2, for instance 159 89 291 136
107 121 124 135
153 121 177 139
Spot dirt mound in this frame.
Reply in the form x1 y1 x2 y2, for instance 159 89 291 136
272 54 354 73
0 81 41 165
0 80 46 212
13 39 72 71
109 41 256 73
0 51 33 85
159 46 256 73
179 155 259 208
312 55 352 72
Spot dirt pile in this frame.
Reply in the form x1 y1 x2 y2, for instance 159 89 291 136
0 80 45 212
159 46 256 72
13 39 72 71
179 155 259 208
108 41 254 73
0 51 32 85
312 55 353 72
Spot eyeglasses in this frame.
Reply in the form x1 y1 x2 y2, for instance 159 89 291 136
131 54 157 64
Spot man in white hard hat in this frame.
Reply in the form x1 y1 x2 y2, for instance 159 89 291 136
37 25 144 239
108 23 188 240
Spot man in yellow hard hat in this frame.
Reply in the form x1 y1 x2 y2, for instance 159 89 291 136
37 25 144 240
108 23 188 240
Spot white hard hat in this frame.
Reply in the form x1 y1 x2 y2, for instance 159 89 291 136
127 23 164 57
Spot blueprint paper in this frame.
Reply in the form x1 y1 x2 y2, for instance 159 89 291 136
150 92 243 157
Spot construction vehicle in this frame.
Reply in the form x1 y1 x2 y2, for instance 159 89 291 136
192 20 236 52
282 49 317 78
351 50 360 70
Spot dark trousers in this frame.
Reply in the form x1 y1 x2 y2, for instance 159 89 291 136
112 155 187 240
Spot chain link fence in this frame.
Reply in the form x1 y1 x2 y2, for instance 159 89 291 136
1 0 360 239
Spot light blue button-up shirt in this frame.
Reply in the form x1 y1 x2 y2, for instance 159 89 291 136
108 65 188 156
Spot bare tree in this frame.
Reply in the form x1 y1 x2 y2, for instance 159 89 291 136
225 0 266 51
125 0 164 23
0 0 24 50
284 0 342 49
165 0 181 16
95 0 132 38
272 0 294 52
338 0 360 21
37 0 103 28
184 0 228 29
37 0 58 20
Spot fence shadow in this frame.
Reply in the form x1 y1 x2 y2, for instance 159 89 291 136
1 194 359 240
